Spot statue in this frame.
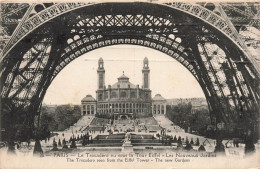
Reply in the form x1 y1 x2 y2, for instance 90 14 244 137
122 132 133 152
125 133 131 142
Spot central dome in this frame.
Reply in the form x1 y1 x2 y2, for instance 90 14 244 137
111 72 136 89
81 95 96 102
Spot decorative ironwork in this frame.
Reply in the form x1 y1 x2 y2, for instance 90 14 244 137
1 2 247 57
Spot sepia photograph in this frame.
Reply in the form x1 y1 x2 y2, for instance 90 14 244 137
0 1 259 169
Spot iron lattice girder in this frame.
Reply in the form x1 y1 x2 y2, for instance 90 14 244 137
196 26 260 109
56 34 196 79
221 3 255 18
221 3 260 28
183 22 259 118
2 2 259 80
69 14 178 35
185 37 230 123
1 36 53 100
0 2 259 134
1 2 249 57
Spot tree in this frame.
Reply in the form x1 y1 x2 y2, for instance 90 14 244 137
52 139 58 151
185 137 189 145
82 136 87 146
177 136 182 144
166 103 192 132
173 135 177 143
198 145 206 152
184 143 193 151
40 104 81 131
58 139 62 146
196 138 200 146
70 138 77 148
166 103 211 136
191 108 211 135
40 106 58 132
190 138 194 145
62 138 68 149
54 105 81 131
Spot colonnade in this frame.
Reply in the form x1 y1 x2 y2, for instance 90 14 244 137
97 102 151 113
152 104 166 114
81 104 96 115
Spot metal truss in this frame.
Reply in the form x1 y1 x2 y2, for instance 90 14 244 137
0 2 259 143
0 2 248 57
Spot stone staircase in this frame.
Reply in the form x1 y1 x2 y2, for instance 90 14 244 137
64 115 95 133
153 114 184 132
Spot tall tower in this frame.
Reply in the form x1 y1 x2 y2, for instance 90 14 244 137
97 57 105 89
142 57 150 89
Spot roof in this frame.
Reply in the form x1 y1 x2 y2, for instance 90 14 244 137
110 72 136 89
111 81 136 89
117 74 129 80
152 94 166 101
81 95 96 102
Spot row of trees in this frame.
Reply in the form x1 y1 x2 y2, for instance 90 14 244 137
1 104 81 142
166 103 211 136
38 105 81 137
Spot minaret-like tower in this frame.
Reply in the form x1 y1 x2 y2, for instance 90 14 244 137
97 57 105 89
142 57 150 89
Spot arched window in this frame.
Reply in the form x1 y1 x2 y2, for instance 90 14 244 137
98 94 103 100
111 92 117 98
91 105 94 114
161 104 164 114
130 91 136 98
109 104 111 113
87 105 90 114
120 91 127 98
145 93 149 100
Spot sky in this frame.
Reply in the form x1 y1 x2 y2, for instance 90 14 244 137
43 45 205 105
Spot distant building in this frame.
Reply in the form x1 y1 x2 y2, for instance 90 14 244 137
81 95 96 115
191 102 208 114
81 57 166 118
152 94 167 115
166 98 208 113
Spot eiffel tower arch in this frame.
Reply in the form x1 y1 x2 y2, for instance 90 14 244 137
0 2 259 154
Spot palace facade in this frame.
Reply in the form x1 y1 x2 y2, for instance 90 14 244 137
81 57 166 117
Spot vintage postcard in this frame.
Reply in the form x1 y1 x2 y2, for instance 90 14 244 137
0 1 259 169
